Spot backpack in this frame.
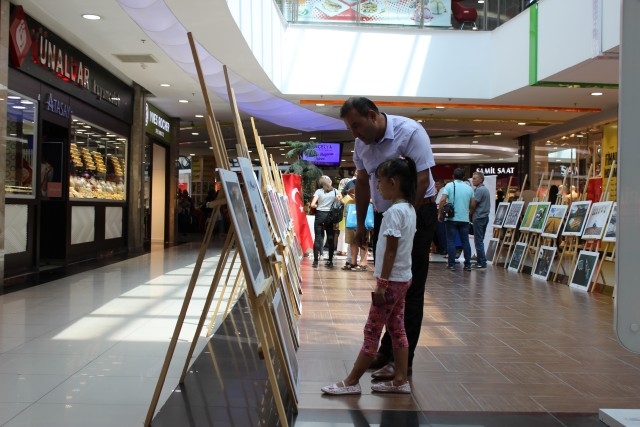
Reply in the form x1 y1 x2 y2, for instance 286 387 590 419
325 190 344 225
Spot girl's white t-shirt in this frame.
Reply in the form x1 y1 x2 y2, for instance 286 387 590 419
313 189 337 212
374 202 417 282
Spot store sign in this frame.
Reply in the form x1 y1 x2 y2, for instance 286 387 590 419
45 93 71 118
8 6 126 110
145 102 172 144
475 166 516 175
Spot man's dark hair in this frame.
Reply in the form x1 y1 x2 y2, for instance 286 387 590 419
340 97 379 118
453 168 465 180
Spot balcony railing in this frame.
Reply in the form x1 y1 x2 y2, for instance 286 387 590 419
275 0 532 31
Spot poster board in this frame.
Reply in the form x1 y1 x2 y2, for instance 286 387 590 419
271 288 299 392
486 238 500 264
503 201 524 229
238 157 276 257
218 169 267 296
519 202 538 231
581 201 613 240
569 250 599 291
507 242 527 272
562 201 592 236
532 245 556 281
529 202 551 233
493 202 510 228
602 202 617 242
541 205 568 238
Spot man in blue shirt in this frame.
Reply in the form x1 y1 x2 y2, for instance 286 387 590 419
470 171 491 268
438 168 474 271
340 97 437 381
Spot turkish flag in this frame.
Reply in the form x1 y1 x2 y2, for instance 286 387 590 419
282 173 313 253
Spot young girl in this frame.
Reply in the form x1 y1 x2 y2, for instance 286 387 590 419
321 157 417 395
310 175 340 268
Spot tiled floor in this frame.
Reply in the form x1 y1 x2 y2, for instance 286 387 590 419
1 239 638 426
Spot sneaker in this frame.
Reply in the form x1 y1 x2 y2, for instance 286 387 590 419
464 265 472 272
321 381 361 395
325 261 334 268
371 380 411 394
472 263 487 269
312 262 318 268
446 265 455 271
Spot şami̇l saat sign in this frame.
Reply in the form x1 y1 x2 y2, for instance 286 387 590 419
8 5 132 121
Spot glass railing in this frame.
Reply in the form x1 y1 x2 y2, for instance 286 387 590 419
275 0 530 31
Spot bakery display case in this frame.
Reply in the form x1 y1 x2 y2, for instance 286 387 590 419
69 117 127 201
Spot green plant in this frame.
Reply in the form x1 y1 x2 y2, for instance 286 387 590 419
284 141 323 206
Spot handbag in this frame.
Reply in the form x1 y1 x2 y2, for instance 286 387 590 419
325 190 344 224
442 183 456 219
364 203 375 230
345 204 357 229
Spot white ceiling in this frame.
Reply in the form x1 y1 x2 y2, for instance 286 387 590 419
13 0 620 167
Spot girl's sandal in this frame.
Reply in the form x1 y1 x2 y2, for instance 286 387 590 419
342 263 355 270
351 265 367 272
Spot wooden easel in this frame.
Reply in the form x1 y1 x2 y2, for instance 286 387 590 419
495 175 527 267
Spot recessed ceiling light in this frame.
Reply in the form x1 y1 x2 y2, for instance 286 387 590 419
195 114 203 118
191 132 199 135
82 14 101 20
591 92 603 96
12 106 26 109
189 153 195 156
472 140 479 144
435 106 445 109
518 122 526 125
160 83 170 87
494 132 501 135
310 137 316 140
576 134 584 138
316 103 325 107
498 158 504 160
178 99 189 103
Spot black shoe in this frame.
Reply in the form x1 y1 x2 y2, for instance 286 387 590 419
464 265 472 272
472 263 487 269
312 261 318 268
446 265 455 271
325 261 334 268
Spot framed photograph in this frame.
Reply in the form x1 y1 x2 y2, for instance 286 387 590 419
562 200 592 236
541 205 568 238
238 157 276 257
271 288 299 397
218 169 267 296
508 242 527 272
493 202 510 228
532 245 556 281
581 201 613 240
569 250 599 291
602 202 617 242
519 202 538 231
503 201 524 229
486 238 500 264
267 186 288 243
529 202 551 233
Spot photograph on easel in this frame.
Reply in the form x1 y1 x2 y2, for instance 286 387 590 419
272 288 299 392
581 201 613 240
532 245 556 281
569 250 599 291
503 201 524 229
541 205 568 238
529 202 551 233
519 202 538 231
562 200 592 236
493 202 510 228
486 238 500 264
238 158 276 257
218 169 267 296
507 242 527 272
602 202 617 242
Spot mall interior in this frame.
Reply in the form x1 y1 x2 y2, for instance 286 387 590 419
1 0 639 426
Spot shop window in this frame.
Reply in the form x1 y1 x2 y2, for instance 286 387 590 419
69 117 127 201
5 91 37 198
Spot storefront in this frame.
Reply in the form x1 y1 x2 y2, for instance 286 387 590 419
4 6 133 276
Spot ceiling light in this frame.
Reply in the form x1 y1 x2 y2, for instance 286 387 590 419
517 122 526 125
498 158 504 160
12 106 26 109
494 132 501 135
8 95 20 99
478 0 485 3
178 99 189 103
160 83 170 87
195 114 203 118
191 132 199 135
20 100 33 104
576 134 584 138
591 92 603 96
315 103 325 107
189 153 195 156
310 137 316 140
435 106 445 109
82 14 101 20
472 140 479 144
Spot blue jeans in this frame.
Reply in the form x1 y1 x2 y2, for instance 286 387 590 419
445 220 471 268
473 216 489 266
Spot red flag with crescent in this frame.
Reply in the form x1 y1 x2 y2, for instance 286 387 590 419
282 173 313 253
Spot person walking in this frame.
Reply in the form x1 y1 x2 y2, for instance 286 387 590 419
439 168 474 271
321 157 418 395
339 97 437 381
470 171 490 269
310 175 340 268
